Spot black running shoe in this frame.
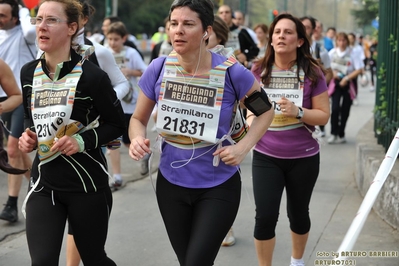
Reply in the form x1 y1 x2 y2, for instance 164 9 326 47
0 204 18 223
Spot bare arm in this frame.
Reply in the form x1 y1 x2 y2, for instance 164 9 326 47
339 69 363 88
277 90 330 127
128 90 156 160
0 60 22 114
213 80 275 166
324 67 333 85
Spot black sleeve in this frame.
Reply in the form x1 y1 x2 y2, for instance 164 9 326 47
150 42 162 62
238 29 259 61
20 60 38 133
78 68 126 150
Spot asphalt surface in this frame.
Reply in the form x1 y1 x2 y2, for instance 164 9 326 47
0 76 398 265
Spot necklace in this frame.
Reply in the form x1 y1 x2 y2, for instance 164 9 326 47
274 62 294 71
44 63 55 78
274 62 297 76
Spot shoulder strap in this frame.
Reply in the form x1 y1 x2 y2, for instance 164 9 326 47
152 56 167 94
227 67 239 102
156 56 167 80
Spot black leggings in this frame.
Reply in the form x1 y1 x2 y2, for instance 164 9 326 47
252 151 319 240
156 171 241 266
26 186 116 266
330 82 352 138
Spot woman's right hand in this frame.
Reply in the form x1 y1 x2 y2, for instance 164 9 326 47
129 137 151 161
19 128 37 153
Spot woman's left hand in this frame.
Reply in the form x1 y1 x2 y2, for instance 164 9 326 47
213 144 246 166
50 135 79 156
277 97 297 117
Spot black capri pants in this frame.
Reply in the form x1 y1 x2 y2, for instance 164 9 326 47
252 150 319 240
26 186 116 266
156 170 241 266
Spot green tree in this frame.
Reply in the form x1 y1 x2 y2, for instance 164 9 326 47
117 0 171 36
351 0 379 28
88 0 171 37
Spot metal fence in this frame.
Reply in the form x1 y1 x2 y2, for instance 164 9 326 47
374 0 399 151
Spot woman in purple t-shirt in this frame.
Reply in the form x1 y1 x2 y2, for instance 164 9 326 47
128 0 274 265
250 14 330 266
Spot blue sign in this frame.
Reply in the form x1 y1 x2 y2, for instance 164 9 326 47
372 19 379 29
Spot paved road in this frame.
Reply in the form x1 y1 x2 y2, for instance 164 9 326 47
0 77 398 265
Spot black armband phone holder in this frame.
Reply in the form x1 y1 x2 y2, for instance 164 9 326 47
244 89 272 116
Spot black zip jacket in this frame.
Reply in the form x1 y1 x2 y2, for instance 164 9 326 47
21 49 126 192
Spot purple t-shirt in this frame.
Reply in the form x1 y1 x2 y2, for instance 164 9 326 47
252 68 327 159
138 52 255 188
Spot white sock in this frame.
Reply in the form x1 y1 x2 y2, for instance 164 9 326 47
291 256 304 265
113 174 122 181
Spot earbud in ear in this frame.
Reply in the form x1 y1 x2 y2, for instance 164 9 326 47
203 32 208 38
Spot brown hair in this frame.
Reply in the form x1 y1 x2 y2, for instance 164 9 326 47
256 13 324 88
335 32 349 47
107 21 128 38
253 23 268 35
212 16 229 45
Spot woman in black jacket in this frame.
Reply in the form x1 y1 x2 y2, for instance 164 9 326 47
18 0 125 265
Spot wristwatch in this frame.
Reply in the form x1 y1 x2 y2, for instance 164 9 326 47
296 107 304 119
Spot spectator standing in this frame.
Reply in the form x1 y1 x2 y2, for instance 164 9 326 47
217 4 259 67
327 32 364 144
233 10 258 44
250 13 330 266
0 0 36 223
151 25 167 48
129 0 274 265
19 0 125 264
106 21 148 188
324 27 336 51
